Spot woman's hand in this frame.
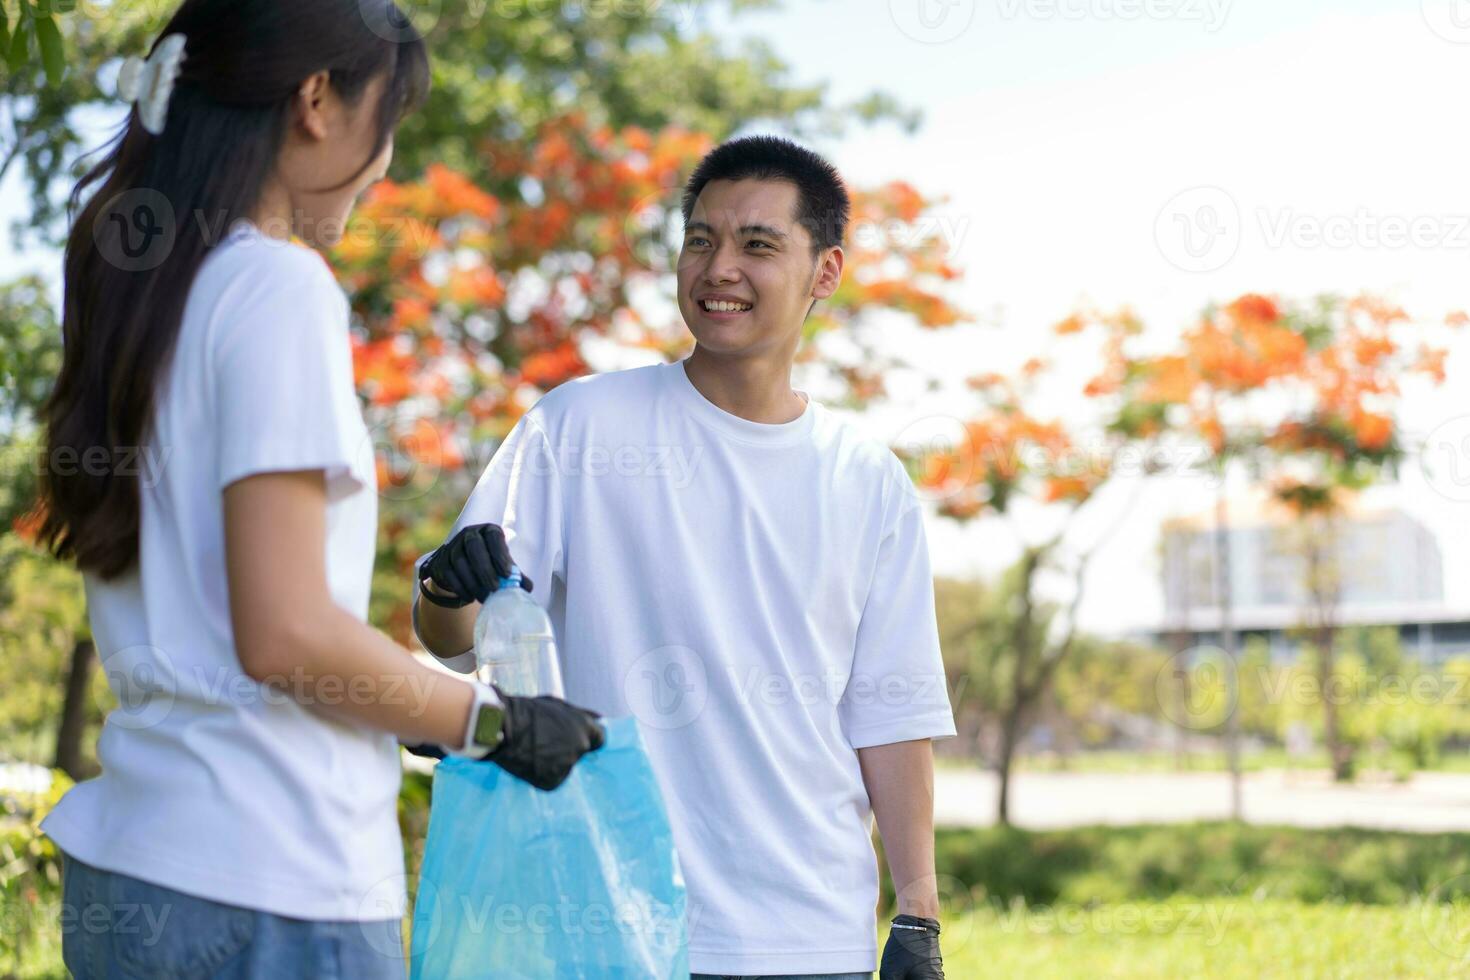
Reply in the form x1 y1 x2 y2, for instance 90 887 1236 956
402 690 606 792
483 689 606 791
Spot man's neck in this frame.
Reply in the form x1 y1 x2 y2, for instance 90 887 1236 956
683 345 807 424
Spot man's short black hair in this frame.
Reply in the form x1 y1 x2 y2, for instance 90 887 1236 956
681 135 850 252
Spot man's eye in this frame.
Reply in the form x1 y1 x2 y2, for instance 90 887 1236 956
686 237 710 248
747 240 773 249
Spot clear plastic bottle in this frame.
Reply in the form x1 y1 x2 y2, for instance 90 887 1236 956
472 567 565 697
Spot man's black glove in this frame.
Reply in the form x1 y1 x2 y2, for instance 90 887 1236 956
419 523 534 608
881 914 944 980
483 689 606 791
400 689 605 791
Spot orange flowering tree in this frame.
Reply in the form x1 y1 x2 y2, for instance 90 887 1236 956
1072 294 1445 500
809 181 966 406
329 113 967 639
914 292 1452 814
905 358 1128 825
1061 293 1452 781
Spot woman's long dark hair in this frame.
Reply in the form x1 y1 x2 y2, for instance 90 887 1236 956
39 0 429 578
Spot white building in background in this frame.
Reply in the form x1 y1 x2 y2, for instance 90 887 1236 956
1156 489 1466 661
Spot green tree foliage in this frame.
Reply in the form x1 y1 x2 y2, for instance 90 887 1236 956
938 573 1176 761
0 534 91 768
0 275 61 529
1 0 915 245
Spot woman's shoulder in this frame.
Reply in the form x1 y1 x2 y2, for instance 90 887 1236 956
199 223 344 298
193 226 348 338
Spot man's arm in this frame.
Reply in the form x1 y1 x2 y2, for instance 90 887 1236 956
412 415 562 669
412 523 535 669
413 582 478 666
859 737 941 919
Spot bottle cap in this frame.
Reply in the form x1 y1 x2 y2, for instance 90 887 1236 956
497 565 522 592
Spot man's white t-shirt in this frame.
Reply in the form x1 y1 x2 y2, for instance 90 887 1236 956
43 222 405 921
421 359 956 974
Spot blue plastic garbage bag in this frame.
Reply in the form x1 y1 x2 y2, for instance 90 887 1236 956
408 717 688 979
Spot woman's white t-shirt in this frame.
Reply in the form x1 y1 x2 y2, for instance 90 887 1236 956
42 222 404 921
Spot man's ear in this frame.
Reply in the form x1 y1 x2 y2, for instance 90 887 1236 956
294 70 332 141
811 245 844 301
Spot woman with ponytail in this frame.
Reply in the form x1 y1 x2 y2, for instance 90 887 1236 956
38 2 604 975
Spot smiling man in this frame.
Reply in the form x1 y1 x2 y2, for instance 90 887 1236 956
414 136 954 979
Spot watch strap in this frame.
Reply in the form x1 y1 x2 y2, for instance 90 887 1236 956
449 682 505 760
419 576 472 609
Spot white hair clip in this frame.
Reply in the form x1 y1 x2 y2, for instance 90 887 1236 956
116 34 188 136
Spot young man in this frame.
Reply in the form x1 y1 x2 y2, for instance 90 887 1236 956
414 136 953 979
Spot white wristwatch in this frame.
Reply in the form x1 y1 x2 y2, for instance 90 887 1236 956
449 682 506 760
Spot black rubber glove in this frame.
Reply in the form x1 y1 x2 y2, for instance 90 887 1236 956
400 690 605 791
880 914 944 980
482 687 606 791
419 523 534 607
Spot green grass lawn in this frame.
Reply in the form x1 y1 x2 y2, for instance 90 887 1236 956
12 812 1470 977
11 898 1469 979
924 898 1470 979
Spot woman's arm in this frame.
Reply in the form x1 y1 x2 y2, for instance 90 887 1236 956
223 469 474 747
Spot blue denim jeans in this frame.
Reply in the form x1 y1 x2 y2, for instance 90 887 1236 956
692 974 871 979
60 854 405 979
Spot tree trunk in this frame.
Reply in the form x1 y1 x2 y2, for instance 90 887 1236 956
1303 518 1350 783
995 706 1023 826
1214 477 1243 820
1317 624 1352 781
54 638 96 779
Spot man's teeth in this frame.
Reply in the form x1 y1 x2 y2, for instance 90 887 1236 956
701 300 752 312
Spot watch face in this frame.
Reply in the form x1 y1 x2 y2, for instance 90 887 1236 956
473 704 504 749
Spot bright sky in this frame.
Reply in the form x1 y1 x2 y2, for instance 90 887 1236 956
5 0 1469 635
707 0 1470 635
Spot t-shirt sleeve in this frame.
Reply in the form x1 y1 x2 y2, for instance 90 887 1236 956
411 412 565 663
839 464 957 749
213 248 369 501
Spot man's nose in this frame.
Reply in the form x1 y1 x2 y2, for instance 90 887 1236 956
701 243 741 284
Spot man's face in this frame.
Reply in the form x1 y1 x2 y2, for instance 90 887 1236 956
676 178 842 359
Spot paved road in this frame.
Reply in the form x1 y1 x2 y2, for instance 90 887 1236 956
14 759 1466 833
935 768 1470 832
